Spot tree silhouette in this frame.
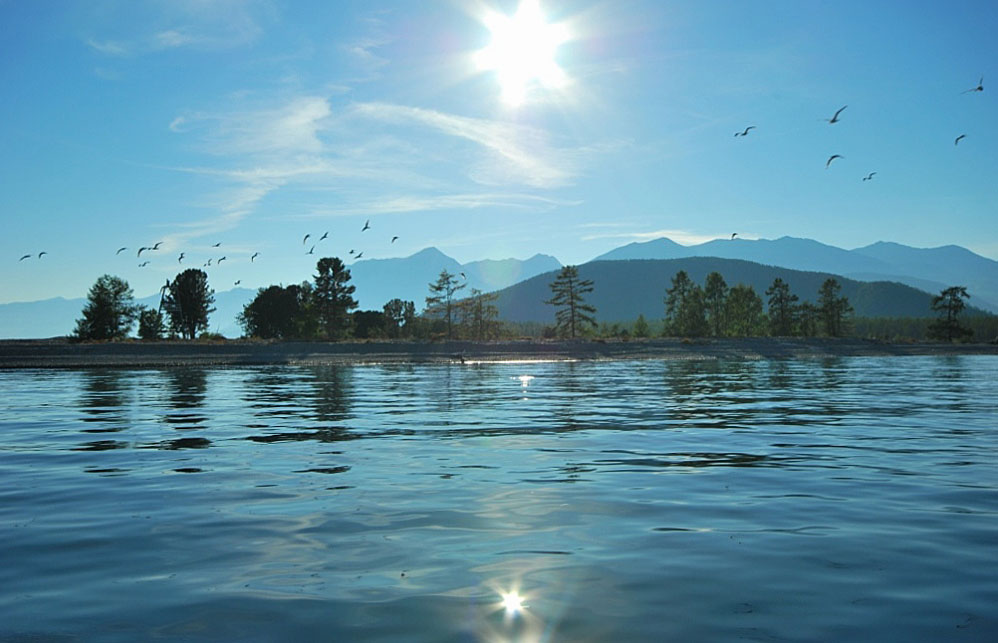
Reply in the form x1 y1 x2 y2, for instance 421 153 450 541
927 286 973 342
73 274 138 341
137 307 165 340
766 278 798 336
664 270 707 337
545 265 596 338
313 257 357 340
383 298 416 339
164 269 215 340
817 278 853 337
425 269 466 339
462 288 500 340
704 271 729 336
725 284 765 336
239 283 314 339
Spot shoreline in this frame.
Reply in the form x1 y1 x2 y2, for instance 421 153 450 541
1 337 997 368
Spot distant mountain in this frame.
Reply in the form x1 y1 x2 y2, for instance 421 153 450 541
593 236 998 312
0 249 560 339
347 247 560 310
493 257 989 324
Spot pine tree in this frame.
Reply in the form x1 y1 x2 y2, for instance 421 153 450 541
664 270 707 337
313 257 357 340
817 278 853 337
704 271 729 336
545 265 596 338
383 298 416 339
164 269 215 340
73 274 138 341
766 278 798 336
927 286 974 342
425 270 466 339
725 284 765 336
463 288 500 340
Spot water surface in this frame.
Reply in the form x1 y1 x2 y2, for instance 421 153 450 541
1 356 996 641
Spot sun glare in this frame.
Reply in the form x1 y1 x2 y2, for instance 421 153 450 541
501 590 527 615
476 0 570 106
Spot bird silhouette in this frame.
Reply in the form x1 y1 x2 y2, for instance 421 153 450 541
251 252 259 262
218 256 226 263
826 105 847 124
391 236 399 243
303 234 311 245
206 258 213 266
962 77 983 94
826 154 843 168
19 254 31 261
137 246 149 257
354 251 363 259
307 246 315 255
348 249 354 255
862 172 877 181
152 242 163 250
139 261 150 267
955 134 966 146
38 251 47 258
319 231 329 241
731 233 738 240
212 242 221 248
178 253 185 263
734 126 755 137
460 272 467 280
116 247 128 255
362 220 370 231
234 280 241 286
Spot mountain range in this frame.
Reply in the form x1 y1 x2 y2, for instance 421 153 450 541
1 237 994 339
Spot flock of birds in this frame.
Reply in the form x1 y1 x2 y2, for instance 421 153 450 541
16 217 397 289
734 76 984 177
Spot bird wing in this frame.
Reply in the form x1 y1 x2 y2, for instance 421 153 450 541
834 105 847 119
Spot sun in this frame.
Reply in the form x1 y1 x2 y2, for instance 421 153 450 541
475 0 570 106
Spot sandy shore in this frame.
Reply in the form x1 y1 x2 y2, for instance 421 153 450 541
1 337 996 368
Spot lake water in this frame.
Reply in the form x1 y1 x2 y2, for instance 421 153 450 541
1 356 996 641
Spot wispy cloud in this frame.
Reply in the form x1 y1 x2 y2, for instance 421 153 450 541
293 193 581 219
86 38 129 56
581 228 735 246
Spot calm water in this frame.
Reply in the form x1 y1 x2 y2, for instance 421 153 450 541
1 357 996 641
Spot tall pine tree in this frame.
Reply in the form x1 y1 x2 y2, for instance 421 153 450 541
545 265 596 338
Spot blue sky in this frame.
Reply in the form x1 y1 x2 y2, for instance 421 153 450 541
2 0 995 304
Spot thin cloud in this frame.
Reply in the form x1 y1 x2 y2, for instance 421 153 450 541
293 193 582 219
581 228 734 246
87 38 129 56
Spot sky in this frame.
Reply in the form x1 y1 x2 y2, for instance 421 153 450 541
1 0 996 304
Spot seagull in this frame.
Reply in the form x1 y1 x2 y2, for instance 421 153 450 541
354 251 363 259
862 172 877 181
152 241 163 250
211 242 221 248
362 219 370 231
731 233 738 240
962 77 984 94
178 252 185 263
307 246 315 255
19 254 31 261
217 256 226 263
139 261 150 267
955 134 966 146
137 246 149 257
302 233 311 245
460 272 466 280
234 280 241 286
826 105 847 124
206 258 213 266
38 251 48 258
734 126 756 137
391 236 399 243
251 252 259 262
319 231 328 241
116 247 128 255
826 154 843 168
348 249 355 255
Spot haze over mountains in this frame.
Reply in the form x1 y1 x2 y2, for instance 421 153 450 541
1 236 995 339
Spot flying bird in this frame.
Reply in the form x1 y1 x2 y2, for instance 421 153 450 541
234 280 241 286
139 261 150 267
826 154 843 168
218 256 226 263
348 249 355 255
206 258 213 266
362 220 370 231
731 233 738 240
734 126 756 137
319 231 328 241
862 172 877 181
116 247 128 255
302 234 311 245
152 242 163 250
962 77 983 94
826 105 847 124
178 253 185 263
38 251 47 259
460 272 467 280
19 254 31 261
391 236 399 243
354 251 363 259
307 246 315 255
137 246 149 257
212 242 221 248
955 134 966 146
251 252 259 262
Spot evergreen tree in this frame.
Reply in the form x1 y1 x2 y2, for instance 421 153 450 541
239 283 314 339
796 301 819 337
766 278 798 336
725 284 765 336
73 274 138 341
927 286 974 342
425 270 466 339
313 257 357 340
703 271 729 336
545 265 597 338
137 307 165 340
463 288 500 340
664 270 707 337
383 298 416 339
633 314 651 338
817 278 853 337
163 269 215 340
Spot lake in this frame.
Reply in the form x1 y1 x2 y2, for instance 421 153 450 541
1 356 996 641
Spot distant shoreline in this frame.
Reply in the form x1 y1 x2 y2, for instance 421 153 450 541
1 337 996 369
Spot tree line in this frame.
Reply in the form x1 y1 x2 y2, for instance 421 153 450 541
71 260 983 343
